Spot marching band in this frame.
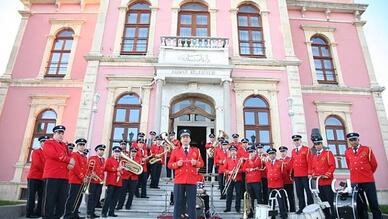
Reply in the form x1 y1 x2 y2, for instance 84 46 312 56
26 124 383 219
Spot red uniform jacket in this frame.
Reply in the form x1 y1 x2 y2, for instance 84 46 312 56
266 159 285 189
151 144 165 165
290 145 310 177
137 146 149 173
42 139 71 179
168 147 204 185
28 148 45 180
243 157 262 183
214 148 227 173
224 157 243 181
237 147 249 159
205 142 213 149
259 153 267 179
197 173 204 182
128 155 141 181
309 150 336 186
68 152 87 184
105 157 122 187
345 145 377 183
88 155 105 184
120 151 131 180
280 156 293 185
172 139 181 149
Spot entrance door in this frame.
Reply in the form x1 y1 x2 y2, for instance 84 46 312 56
177 126 207 171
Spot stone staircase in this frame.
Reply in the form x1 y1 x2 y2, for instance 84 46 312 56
84 178 243 218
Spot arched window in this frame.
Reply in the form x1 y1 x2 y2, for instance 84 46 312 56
178 2 209 37
243 96 272 150
325 116 347 169
45 29 74 77
311 35 336 84
121 2 151 55
237 4 265 57
28 109 57 162
111 93 141 148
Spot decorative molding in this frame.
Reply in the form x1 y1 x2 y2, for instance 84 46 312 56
301 85 385 96
2 79 84 88
300 24 336 33
287 0 368 15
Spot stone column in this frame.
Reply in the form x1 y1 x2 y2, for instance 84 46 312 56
223 79 232 134
153 78 164 133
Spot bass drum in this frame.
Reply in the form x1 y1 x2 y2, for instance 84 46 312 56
254 204 269 219
334 190 359 219
195 196 205 218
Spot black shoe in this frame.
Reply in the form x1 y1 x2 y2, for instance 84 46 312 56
296 209 303 214
140 196 149 198
101 214 107 218
236 209 240 213
96 205 102 208
115 207 122 210
125 206 131 210
135 194 140 198
108 213 118 217
220 195 226 200
223 209 231 212
86 215 94 219
170 201 174 205
92 213 99 217
26 215 40 218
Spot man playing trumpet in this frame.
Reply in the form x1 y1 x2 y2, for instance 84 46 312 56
168 129 204 219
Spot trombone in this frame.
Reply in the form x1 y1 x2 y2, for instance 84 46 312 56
222 157 245 195
72 160 96 213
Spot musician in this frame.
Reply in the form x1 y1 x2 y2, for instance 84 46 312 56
223 144 243 213
345 132 382 219
279 146 295 213
147 131 156 149
239 138 250 197
67 143 75 153
26 135 48 218
309 136 336 219
42 125 74 219
266 148 287 219
168 131 181 178
214 139 228 199
136 138 149 198
205 133 216 176
168 129 204 219
256 143 268 204
101 146 123 217
64 138 88 219
290 134 313 214
242 146 262 217
86 144 106 219
231 133 242 148
117 140 131 210
83 148 89 156
123 147 141 209
150 135 164 188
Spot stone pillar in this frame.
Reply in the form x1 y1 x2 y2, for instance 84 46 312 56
153 78 164 133
223 79 232 134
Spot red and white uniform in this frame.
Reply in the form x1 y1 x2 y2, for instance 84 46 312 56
137 145 149 173
151 144 165 165
280 156 293 185
345 145 378 183
120 151 131 181
309 150 336 186
290 145 310 177
243 156 262 183
128 155 141 181
105 157 122 187
259 153 268 180
27 148 45 180
68 151 87 184
42 139 72 179
214 147 227 173
168 147 204 184
88 155 105 184
224 157 243 182
266 159 284 189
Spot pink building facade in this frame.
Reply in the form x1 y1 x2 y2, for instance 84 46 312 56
1 0 388 203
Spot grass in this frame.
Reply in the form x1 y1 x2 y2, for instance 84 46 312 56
0 200 24 206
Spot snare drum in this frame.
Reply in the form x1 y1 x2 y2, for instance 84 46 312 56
303 203 325 219
334 190 358 219
254 204 268 219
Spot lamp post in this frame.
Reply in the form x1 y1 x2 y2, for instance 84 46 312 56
128 132 134 148
250 135 256 144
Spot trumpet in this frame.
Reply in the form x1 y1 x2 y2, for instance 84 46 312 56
119 151 143 175
207 130 228 158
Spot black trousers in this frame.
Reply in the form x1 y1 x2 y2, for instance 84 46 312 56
173 184 196 219
64 184 83 219
247 182 263 206
26 179 44 216
137 172 148 197
261 177 269 204
269 189 287 219
102 185 121 216
87 183 102 216
151 163 162 187
118 179 138 209
226 181 242 211
294 176 313 210
356 182 382 219
318 185 335 219
207 158 214 174
166 157 172 178
284 183 295 212
42 178 69 219
117 179 130 208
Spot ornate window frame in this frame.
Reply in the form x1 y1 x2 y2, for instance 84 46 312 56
230 0 272 58
301 25 344 86
113 0 158 56
12 94 68 183
38 19 84 80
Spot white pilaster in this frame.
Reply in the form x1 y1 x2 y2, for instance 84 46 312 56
153 78 164 133
223 79 231 134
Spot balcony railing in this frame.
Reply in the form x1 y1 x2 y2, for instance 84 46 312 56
161 36 229 49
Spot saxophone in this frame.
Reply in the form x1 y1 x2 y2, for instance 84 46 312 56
207 130 228 158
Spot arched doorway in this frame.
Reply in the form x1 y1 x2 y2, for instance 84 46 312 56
170 95 215 169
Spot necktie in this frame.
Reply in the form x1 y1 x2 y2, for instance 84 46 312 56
296 148 299 154
184 147 188 156
353 147 358 155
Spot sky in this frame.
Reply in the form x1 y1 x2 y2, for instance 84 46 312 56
0 0 387 118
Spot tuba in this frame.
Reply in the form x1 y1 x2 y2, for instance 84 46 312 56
120 151 143 175
149 132 175 164
207 130 228 158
